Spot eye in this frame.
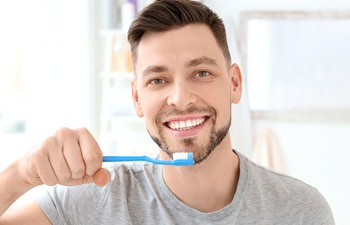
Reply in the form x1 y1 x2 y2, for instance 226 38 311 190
195 71 211 78
149 78 165 85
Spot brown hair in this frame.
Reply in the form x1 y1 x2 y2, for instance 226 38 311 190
127 0 231 66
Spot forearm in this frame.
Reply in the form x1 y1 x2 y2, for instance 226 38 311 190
0 160 35 216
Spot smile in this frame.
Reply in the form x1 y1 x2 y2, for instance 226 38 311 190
166 117 207 131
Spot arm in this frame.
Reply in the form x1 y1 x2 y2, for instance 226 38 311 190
0 127 110 224
0 200 50 225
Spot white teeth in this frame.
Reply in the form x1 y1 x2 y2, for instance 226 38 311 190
168 118 205 130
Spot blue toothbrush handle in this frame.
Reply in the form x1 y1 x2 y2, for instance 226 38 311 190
102 155 194 166
102 155 171 165
103 155 148 162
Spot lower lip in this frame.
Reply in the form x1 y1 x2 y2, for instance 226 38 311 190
166 119 208 138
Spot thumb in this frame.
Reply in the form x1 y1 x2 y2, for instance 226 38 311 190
93 168 111 187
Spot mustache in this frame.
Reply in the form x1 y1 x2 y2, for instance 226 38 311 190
156 106 215 120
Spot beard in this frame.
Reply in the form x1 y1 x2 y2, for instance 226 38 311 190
148 106 231 165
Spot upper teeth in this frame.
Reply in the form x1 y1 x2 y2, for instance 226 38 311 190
168 118 205 130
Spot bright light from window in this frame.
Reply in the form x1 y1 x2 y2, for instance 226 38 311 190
246 16 350 113
246 20 271 111
0 0 90 169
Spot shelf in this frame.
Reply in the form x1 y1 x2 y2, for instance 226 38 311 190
252 110 350 122
99 28 141 153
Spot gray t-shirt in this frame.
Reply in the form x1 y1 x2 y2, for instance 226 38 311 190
37 152 334 224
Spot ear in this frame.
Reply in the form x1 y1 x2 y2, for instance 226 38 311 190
131 78 144 117
229 63 243 104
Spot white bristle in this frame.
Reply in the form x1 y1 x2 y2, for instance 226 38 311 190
173 152 192 160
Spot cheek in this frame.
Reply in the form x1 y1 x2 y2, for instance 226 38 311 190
215 97 231 121
139 92 165 131
203 85 232 121
201 81 231 102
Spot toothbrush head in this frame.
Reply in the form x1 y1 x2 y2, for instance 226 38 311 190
171 152 195 166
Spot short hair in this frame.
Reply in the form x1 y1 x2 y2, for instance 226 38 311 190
127 0 231 66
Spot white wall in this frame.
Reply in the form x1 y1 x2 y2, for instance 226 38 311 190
204 0 350 224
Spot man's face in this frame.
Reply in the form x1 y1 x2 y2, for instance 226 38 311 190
132 24 241 164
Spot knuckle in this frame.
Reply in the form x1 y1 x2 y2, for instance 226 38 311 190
85 151 103 164
56 127 74 140
71 165 85 179
76 127 90 136
57 171 71 182
41 136 59 152
43 177 58 186
84 155 102 176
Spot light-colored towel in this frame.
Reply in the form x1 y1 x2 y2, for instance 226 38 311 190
251 127 286 173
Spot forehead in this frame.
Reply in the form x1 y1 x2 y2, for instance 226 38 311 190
135 24 226 75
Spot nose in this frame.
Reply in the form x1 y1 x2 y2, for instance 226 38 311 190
167 81 197 110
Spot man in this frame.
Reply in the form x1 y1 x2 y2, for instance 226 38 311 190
0 0 334 224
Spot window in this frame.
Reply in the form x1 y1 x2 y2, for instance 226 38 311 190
240 11 350 120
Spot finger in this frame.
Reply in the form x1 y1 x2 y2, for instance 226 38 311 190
43 131 72 182
76 128 103 176
54 127 86 180
35 139 59 186
48 143 71 182
36 158 58 186
93 168 111 187
63 136 86 179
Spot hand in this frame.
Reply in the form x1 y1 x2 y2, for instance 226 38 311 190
18 127 110 188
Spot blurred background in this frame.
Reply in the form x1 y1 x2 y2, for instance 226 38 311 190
0 0 349 223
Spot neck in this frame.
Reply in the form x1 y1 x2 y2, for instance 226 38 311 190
161 136 240 212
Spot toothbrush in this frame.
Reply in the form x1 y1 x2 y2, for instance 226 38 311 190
103 152 195 166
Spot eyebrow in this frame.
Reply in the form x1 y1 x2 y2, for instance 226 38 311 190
141 56 219 78
186 56 219 68
142 65 168 78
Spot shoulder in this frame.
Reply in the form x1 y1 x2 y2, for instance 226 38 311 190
238 151 320 197
237 152 335 224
